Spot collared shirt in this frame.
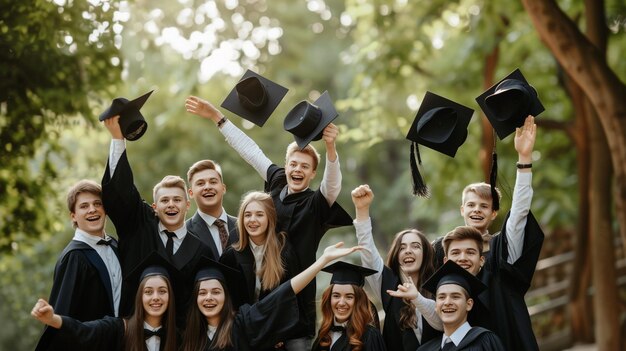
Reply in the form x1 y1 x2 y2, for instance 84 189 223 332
441 321 471 348
197 209 229 256
143 322 162 351
330 319 348 347
249 240 266 301
73 229 122 317
158 222 187 254
207 324 217 340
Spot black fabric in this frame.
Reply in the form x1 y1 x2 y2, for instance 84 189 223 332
144 328 165 340
441 339 455 351
54 315 124 351
417 327 504 351
264 164 353 336
379 266 441 351
311 325 387 351
164 231 176 257
35 240 118 351
97 239 113 246
330 325 345 333
102 151 212 327
203 282 300 351
186 213 239 260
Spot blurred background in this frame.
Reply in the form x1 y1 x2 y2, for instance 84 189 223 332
1 0 625 350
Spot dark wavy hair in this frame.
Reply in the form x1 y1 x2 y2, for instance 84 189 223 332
317 284 373 351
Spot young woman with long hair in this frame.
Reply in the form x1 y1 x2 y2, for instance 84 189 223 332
351 185 442 351
31 252 178 351
312 261 386 351
181 242 363 351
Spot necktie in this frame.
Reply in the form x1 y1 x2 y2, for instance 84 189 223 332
164 230 177 257
144 328 165 340
330 325 345 333
214 219 229 251
441 337 455 351
97 239 112 246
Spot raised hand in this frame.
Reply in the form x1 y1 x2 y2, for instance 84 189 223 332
514 115 537 163
185 96 224 123
386 282 418 300
322 123 339 145
103 115 124 139
321 242 366 263
31 299 62 328
351 184 373 209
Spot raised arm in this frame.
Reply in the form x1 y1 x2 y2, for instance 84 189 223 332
290 242 365 294
506 115 536 263
185 96 272 180
351 185 384 303
386 281 443 331
319 123 341 206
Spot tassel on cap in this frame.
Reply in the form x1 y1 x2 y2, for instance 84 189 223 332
410 142 430 197
489 151 499 211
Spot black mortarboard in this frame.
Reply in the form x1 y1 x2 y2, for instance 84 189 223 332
221 70 289 127
321 261 377 287
125 251 178 288
405 91 474 197
422 260 486 299
475 68 544 140
99 90 154 141
283 90 339 150
194 256 245 307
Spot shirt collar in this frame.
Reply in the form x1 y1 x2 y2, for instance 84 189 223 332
197 209 228 226
442 321 471 347
158 222 187 239
73 228 107 245
143 321 162 332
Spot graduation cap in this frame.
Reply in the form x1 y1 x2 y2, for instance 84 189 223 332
283 90 339 150
99 90 154 141
194 256 246 307
125 251 178 289
321 261 377 287
422 260 486 299
475 68 544 140
220 69 289 127
405 91 474 197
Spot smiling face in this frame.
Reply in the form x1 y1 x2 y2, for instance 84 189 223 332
142 276 169 326
460 192 497 234
243 200 269 245
71 192 106 237
435 284 473 335
189 169 226 216
444 239 484 276
397 232 424 277
152 187 190 231
285 151 317 193
197 279 225 327
331 284 355 323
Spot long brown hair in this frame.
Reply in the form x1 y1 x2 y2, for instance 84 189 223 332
317 284 373 351
181 279 236 351
385 229 435 330
124 275 177 351
234 191 287 291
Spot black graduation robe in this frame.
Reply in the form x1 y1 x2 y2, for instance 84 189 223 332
470 211 543 351
203 281 300 351
264 164 353 336
35 240 118 351
311 325 387 351
417 327 504 351
102 151 212 326
186 212 239 260
379 266 442 351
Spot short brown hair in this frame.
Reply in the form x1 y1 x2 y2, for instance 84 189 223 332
285 141 321 170
67 180 102 213
153 175 188 202
442 226 484 257
187 160 223 184
461 182 501 208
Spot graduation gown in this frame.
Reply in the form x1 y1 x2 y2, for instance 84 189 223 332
470 211 544 351
204 281 300 351
264 164 353 336
102 151 212 325
186 212 239 260
379 267 442 351
35 240 118 351
311 325 387 351
417 327 504 351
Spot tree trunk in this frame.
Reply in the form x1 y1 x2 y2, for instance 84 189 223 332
521 0 626 255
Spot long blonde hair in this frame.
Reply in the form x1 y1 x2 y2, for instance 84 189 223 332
234 191 287 291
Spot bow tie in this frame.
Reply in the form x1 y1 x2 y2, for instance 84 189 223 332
330 325 345 333
144 328 165 340
97 239 112 246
